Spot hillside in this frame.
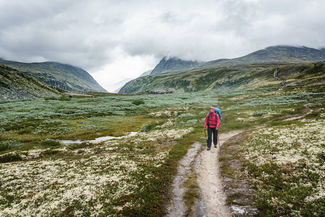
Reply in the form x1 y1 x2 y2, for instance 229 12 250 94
205 45 325 66
0 64 61 100
119 46 325 93
0 59 107 92
119 61 325 93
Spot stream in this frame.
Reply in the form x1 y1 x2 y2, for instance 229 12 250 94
58 132 137 145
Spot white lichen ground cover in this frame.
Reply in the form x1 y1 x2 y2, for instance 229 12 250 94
0 127 193 216
243 118 325 216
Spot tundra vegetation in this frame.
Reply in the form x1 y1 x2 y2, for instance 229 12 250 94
0 61 325 216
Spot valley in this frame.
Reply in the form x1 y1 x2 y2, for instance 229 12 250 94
0 46 324 216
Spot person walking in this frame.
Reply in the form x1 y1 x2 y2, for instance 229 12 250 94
204 106 220 150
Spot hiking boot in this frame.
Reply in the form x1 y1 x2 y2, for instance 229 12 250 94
207 147 210 151
214 145 217 148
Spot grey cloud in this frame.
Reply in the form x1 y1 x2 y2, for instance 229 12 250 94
0 0 325 73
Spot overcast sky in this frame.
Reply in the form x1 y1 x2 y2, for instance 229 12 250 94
1 0 325 92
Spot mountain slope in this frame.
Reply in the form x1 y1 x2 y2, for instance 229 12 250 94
205 46 325 66
234 45 325 63
119 61 325 93
0 64 61 100
0 59 107 92
119 46 325 93
150 57 201 75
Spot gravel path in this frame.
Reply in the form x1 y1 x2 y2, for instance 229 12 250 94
166 131 243 217
196 130 243 217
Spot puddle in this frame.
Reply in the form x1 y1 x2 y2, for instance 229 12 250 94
59 132 137 145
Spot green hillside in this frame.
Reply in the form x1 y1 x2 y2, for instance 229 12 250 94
0 59 107 92
119 61 325 93
205 45 325 66
0 64 62 100
119 46 325 94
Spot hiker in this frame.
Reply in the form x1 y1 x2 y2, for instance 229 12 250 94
204 106 220 150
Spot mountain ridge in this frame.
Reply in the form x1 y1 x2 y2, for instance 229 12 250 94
150 56 201 75
119 45 325 94
0 64 62 100
0 59 107 92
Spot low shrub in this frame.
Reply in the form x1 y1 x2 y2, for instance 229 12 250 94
0 153 23 163
0 140 21 152
0 142 9 152
140 121 163 132
40 139 61 147
59 95 72 101
41 149 60 157
132 99 145 106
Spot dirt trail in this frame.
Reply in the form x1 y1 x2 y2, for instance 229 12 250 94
166 142 202 217
196 130 243 217
283 103 313 121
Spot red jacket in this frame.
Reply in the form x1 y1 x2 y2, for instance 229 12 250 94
204 112 220 128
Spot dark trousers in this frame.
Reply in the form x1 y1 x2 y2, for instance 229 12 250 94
207 127 218 148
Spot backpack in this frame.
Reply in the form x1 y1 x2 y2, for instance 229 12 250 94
208 107 221 122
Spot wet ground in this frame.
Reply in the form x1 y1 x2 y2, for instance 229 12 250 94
58 132 137 145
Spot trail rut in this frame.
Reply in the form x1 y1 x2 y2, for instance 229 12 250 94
166 143 202 217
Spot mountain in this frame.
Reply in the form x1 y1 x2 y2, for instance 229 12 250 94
150 56 201 75
0 59 107 92
119 61 325 94
233 45 325 63
119 45 325 94
205 46 325 67
148 46 325 77
0 64 62 100
139 69 152 77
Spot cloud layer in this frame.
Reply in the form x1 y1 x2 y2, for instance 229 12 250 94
1 0 325 91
